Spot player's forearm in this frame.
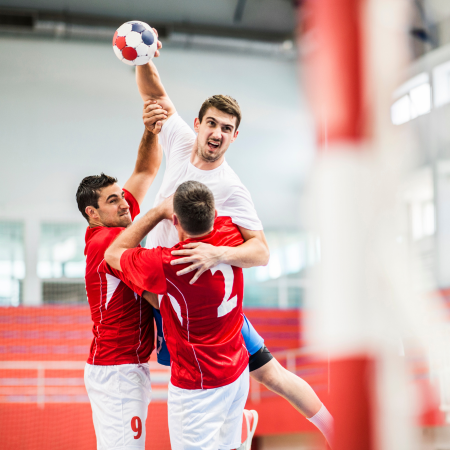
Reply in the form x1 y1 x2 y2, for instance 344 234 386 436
105 206 167 270
136 62 166 101
133 128 162 176
220 237 270 268
122 129 162 205
136 62 176 115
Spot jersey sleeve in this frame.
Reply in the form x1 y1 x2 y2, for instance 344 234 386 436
123 188 140 221
159 112 195 170
213 217 245 247
120 247 167 295
220 184 263 231
100 260 145 296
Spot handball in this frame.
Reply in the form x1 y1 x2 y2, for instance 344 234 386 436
112 21 157 66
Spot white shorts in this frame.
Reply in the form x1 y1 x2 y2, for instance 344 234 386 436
84 363 152 450
168 366 249 450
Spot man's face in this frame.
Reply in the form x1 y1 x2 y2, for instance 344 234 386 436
87 183 132 228
194 107 239 163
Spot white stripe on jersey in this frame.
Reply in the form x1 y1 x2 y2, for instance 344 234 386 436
94 259 105 364
166 278 204 387
105 274 120 310
166 278 190 341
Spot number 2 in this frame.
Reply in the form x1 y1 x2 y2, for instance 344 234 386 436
131 416 142 439
168 264 238 324
211 264 238 317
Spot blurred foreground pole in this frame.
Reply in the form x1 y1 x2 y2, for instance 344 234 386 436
300 0 374 448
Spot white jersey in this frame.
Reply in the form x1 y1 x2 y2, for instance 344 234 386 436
147 112 262 249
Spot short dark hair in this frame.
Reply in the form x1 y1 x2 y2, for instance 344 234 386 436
173 181 215 235
76 173 117 222
198 95 241 130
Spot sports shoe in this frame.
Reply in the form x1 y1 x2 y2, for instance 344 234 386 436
237 409 258 450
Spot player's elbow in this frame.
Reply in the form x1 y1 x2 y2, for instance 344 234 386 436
104 248 118 269
104 248 113 265
260 243 270 266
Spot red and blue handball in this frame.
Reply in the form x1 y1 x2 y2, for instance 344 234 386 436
112 21 157 66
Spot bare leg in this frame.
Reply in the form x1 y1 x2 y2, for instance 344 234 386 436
250 358 322 418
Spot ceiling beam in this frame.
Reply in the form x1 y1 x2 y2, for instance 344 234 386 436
0 7 294 43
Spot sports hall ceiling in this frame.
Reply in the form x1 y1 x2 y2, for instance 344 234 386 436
0 0 297 42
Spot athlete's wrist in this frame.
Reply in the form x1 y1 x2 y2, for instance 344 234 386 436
217 246 234 266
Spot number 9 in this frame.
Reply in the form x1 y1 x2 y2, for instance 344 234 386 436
131 416 142 439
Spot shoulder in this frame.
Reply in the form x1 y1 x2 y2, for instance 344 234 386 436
220 163 250 193
87 227 123 252
221 161 242 183
220 167 253 203
123 189 140 219
161 112 195 141
122 246 164 267
210 217 245 247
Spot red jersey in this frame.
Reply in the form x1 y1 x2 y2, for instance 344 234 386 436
120 217 249 390
84 189 154 365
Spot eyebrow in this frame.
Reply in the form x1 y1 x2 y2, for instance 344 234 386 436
106 193 119 202
205 117 234 129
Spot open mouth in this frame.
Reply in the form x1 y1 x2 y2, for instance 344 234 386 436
207 140 220 151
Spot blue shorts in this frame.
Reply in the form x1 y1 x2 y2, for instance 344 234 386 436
153 308 264 367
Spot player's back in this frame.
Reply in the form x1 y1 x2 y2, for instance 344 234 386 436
159 217 249 389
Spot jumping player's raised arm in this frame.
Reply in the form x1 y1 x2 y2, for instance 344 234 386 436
122 117 164 206
136 35 195 172
136 60 176 119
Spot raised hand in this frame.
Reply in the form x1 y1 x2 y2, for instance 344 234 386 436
143 100 168 135
152 28 163 58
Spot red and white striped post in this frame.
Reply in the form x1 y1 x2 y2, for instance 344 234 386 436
300 1 376 449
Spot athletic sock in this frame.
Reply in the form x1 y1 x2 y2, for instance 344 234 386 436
307 403 334 447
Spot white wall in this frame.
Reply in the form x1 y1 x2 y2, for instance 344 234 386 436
0 36 315 302
0 36 314 227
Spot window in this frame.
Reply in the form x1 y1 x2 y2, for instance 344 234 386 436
243 231 319 308
0 222 25 306
38 223 86 279
433 61 450 108
391 73 431 125
401 167 435 242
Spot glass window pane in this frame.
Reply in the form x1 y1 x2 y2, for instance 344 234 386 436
38 223 86 279
410 83 431 117
391 95 411 125
433 61 450 108
0 221 24 306
243 285 279 307
288 287 303 308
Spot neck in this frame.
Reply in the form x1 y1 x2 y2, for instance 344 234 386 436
89 219 104 228
190 143 225 171
179 227 213 242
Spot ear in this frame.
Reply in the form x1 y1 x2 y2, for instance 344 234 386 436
172 213 179 227
230 130 239 143
193 117 201 133
214 209 218 219
85 206 99 221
